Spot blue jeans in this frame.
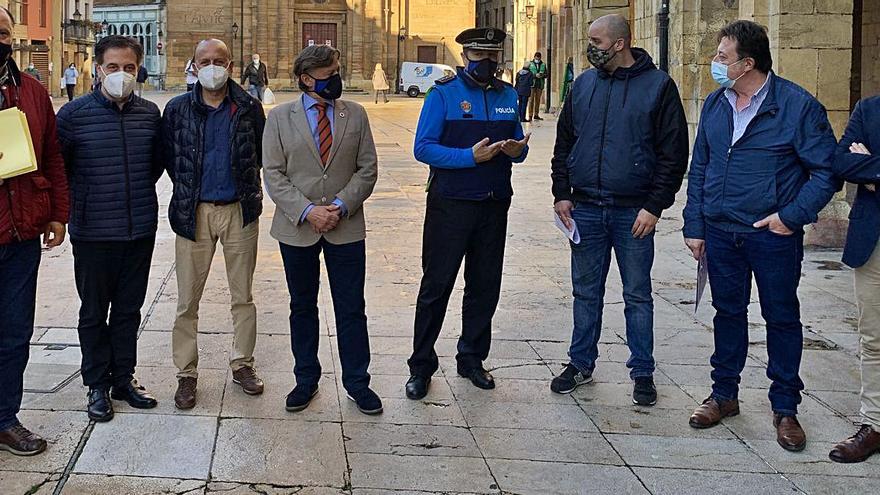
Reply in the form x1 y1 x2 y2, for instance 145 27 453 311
568 203 655 379
248 85 265 102
279 239 371 394
705 225 805 415
0 239 41 430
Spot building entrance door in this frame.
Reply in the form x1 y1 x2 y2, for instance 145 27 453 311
302 23 338 50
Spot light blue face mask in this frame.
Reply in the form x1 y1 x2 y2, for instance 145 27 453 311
711 59 745 89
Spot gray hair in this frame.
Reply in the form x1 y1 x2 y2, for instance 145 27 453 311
294 45 340 90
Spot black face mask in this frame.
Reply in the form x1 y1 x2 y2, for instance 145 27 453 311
465 58 498 84
0 42 11 64
309 73 343 101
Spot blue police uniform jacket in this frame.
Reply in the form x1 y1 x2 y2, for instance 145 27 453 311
413 69 528 200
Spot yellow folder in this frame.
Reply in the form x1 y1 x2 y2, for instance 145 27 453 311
0 107 38 179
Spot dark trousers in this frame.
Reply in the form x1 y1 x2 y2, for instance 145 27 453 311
517 95 530 121
279 239 371 393
408 193 511 377
65 84 75 101
73 236 155 390
0 240 41 431
705 226 805 415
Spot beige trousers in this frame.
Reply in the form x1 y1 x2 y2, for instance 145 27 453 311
855 242 880 429
172 203 259 378
529 87 543 117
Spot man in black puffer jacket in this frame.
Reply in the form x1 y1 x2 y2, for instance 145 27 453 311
160 39 266 410
549 15 689 407
56 36 163 422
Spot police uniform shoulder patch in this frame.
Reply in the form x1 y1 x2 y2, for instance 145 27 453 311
435 73 457 85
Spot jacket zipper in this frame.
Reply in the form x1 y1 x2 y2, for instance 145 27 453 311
5 189 20 241
722 103 775 208
595 79 614 202
119 111 134 238
483 88 492 199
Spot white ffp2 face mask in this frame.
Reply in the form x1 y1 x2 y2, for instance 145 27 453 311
101 68 137 100
198 64 230 90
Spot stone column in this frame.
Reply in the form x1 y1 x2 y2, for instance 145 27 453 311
762 1 855 247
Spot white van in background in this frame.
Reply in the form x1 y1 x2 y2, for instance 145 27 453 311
398 62 457 97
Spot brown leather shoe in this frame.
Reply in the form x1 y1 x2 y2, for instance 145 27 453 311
774 414 806 452
174 377 198 410
689 396 740 429
829 425 880 463
232 366 264 395
0 424 48 456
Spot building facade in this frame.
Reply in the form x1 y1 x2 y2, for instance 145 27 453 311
476 0 576 110
1 0 97 97
158 0 475 90
94 0 166 88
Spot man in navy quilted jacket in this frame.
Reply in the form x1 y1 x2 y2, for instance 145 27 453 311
56 35 163 423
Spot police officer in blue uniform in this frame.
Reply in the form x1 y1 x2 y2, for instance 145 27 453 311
405 27 530 400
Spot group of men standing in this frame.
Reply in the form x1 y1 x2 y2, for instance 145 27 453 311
0 2 878 467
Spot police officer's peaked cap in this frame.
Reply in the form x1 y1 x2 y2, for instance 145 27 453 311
455 27 506 51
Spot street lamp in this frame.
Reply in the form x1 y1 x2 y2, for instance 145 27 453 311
395 25 407 94
231 22 239 61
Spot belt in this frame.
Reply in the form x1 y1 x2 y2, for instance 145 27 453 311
200 199 239 206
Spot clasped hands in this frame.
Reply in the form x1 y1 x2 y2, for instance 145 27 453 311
472 134 531 163
306 204 343 234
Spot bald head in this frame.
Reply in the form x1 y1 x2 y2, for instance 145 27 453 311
195 39 231 60
590 14 632 46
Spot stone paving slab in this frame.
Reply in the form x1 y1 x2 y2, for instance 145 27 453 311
211 419 346 487
74 413 217 479
486 459 649 495
632 468 799 495
348 453 496 493
60 475 206 495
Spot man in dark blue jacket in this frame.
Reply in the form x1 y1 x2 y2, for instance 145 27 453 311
161 39 266 410
405 28 529 400
828 96 880 463
550 14 689 407
683 21 838 452
56 36 162 422
514 62 534 122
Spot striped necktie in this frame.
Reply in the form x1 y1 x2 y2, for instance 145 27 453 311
316 102 332 165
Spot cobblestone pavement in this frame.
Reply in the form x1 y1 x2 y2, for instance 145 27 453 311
2 92 877 494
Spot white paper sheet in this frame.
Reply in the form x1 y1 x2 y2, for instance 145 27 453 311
554 212 580 244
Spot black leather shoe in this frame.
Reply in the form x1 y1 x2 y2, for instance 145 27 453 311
458 367 495 390
87 388 114 422
285 384 319 412
405 375 431 400
111 379 158 409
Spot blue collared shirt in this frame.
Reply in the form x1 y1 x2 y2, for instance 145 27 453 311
299 93 346 223
200 95 237 202
725 75 771 145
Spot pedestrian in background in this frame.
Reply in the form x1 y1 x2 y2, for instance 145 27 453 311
828 96 880 463
136 64 148 97
184 57 197 92
263 44 382 416
560 57 574 105
24 61 40 81
683 20 838 452
406 27 529 401
550 14 688 407
241 53 269 102
372 63 390 104
56 35 162 423
63 62 79 101
528 52 547 120
514 61 534 122
0 5 69 457
161 39 266 410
